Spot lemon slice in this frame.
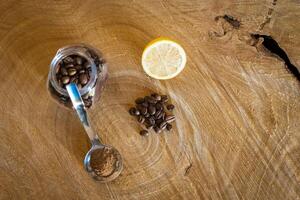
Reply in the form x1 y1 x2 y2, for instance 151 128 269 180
142 38 187 80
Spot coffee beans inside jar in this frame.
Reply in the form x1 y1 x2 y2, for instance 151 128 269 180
129 93 176 136
56 55 91 90
47 44 108 109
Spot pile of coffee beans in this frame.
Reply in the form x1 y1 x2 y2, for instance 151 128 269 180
129 93 176 136
56 55 91 89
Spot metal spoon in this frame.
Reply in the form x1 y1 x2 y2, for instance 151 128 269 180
66 83 123 182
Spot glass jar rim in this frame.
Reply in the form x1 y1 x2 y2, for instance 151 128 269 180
49 45 98 97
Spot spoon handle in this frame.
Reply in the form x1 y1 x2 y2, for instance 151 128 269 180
66 83 101 146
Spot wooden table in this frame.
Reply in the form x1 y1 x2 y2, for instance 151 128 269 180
0 1 299 199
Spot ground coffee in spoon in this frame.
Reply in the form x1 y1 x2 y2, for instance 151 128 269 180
90 147 118 177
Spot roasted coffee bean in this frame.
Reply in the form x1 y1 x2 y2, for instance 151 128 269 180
84 62 91 69
68 68 77 76
165 115 175 123
140 107 147 115
61 67 68 76
61 76 70 84
161 95 168 103
151 93 161 101
154 110 161 119
74 65 82 71
155 103 163 111
159 121 167 129
56 65 61 74
147 116 155 125
161 112 166 120
58 79 63 87
135 98 144 104
84 98 92 108
79 73 88 85
155 119 163 125
138 115 145 123
82 93 90 100
63 56 74 64
154 126 161 133
75 57 83 65
141 101 149 108
140 130 149 136
156 111 165 120
70 76 78 84
145 96 157 104
166 123 172 131
134 109 140 116
136 104 144 111
166 104 175 111
79 69 85 74
148 105 156 115
146 124 153 129
65 63 74 68
129 107 136 116
144 113 150 118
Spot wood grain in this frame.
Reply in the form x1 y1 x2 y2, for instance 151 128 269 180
0 0 299 199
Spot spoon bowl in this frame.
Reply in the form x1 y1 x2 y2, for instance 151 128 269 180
84 144 123 182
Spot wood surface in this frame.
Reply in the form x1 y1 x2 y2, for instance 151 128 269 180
0 0 299 199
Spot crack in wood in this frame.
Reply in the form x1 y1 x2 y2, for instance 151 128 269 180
251 34 300 82
215 15 241 29
184 162 193 176
258 0 277 30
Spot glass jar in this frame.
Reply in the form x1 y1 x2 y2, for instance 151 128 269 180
47 44 108 109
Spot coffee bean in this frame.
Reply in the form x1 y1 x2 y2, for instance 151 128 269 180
63 56 74 64
166 123 172 131
79 73 88 85
70 76 78 84
136 104 144 111
129 107 136 116
165 115 175 123
154 110 161 119
56 65 61 74
61 76 70 84
60 67 68 76
141 101 149 107
140 130 149 136
145 96 157 104
135 98 144 104
138 115 145 123
155 103 163 111
161 95 169 103
161 112 166 120
58 79 63 87
151 93 161 101
144 113 150 118
154 126 161 133
159 121 167 129
68 68 77 76
74 65 82 71
146 124 153 129
156 111 164 120
155 119 163 125
65 63 74 68
82 93 90 100
166 104 175 111
147 116 155 125
140 107 147 115
84 98 92 108
148 105 156 115
75 57 83 65
79 69 85 74
134 109 140 116
84 62 91 69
